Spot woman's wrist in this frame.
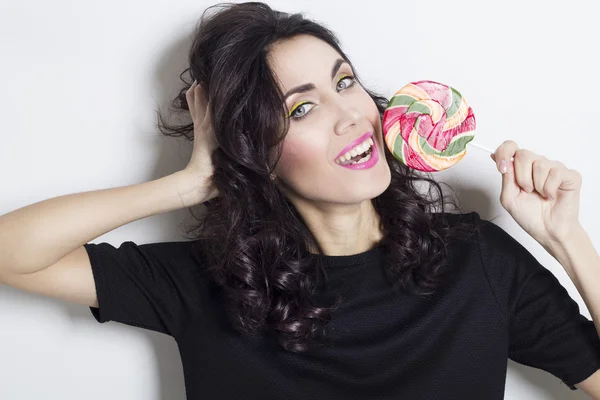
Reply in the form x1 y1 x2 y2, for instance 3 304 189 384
175 169 215 208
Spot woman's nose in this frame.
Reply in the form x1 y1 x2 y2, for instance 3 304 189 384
333 101 362 135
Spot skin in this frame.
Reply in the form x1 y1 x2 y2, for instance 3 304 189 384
266 34 392 256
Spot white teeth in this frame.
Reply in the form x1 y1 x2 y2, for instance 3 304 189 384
336 138 374 164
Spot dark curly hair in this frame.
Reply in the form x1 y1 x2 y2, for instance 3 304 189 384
156 1 479 353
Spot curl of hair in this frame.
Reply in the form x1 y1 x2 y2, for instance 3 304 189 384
156 1 480 353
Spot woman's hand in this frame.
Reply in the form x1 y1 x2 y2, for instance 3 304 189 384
179 80 219 206
491 140 583 251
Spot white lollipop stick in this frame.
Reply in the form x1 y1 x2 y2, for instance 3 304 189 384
467 141 515 161
466 141 495 154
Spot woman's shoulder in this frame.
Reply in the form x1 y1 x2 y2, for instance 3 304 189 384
442 211 545 291
434 210 504 239
134 239 205 267
435 210 481 225
433 210 493 227
432 211 525 263
85 238 211 285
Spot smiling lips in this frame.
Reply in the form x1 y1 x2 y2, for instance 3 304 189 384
334 131 373 164
335 138 374 165
335 131 373 159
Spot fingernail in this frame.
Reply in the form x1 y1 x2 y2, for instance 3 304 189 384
498 160 508 174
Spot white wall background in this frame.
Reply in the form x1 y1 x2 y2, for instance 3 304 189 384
1 0 598 398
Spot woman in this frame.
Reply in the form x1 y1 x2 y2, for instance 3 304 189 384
1 2 599 399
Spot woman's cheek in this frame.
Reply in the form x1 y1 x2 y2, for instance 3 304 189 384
278 138 318 176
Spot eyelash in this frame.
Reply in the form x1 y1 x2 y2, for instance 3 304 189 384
288 75 357 121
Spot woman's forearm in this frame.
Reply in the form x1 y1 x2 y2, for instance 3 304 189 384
549 226 600 337
0 170 197 276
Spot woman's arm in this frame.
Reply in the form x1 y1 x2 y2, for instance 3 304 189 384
549 226 600 337
548 226 600 397
0 170 203 277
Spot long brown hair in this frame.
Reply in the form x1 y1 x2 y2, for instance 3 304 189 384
157 1 479 353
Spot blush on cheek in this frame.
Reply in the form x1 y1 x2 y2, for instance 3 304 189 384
279 139 321 176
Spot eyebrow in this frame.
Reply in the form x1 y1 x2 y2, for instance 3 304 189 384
283 58 348 101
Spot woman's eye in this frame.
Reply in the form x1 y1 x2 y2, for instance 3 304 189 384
337 75 355 91
290 102 314 119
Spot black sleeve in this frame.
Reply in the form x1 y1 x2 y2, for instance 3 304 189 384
83 240 202 337
474 213 600 391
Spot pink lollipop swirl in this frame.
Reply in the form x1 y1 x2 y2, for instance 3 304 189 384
382 80 476 172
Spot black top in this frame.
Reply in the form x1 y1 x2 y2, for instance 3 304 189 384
83 212 600 399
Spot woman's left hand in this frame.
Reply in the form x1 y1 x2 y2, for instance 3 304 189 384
491 140 583 251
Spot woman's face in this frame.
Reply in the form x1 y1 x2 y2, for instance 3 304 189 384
268 34 391 205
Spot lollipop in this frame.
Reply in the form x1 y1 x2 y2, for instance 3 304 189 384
382 80 490 172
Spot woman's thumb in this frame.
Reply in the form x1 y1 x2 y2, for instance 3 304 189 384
498 159 519 204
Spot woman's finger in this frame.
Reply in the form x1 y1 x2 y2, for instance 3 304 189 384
493 140 519 173
532 158 551 197
543 168 562 200
513 149 537 193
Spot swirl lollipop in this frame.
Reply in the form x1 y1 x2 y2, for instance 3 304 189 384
382 80 491 172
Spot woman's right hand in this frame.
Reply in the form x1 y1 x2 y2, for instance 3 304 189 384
179 80 220 205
